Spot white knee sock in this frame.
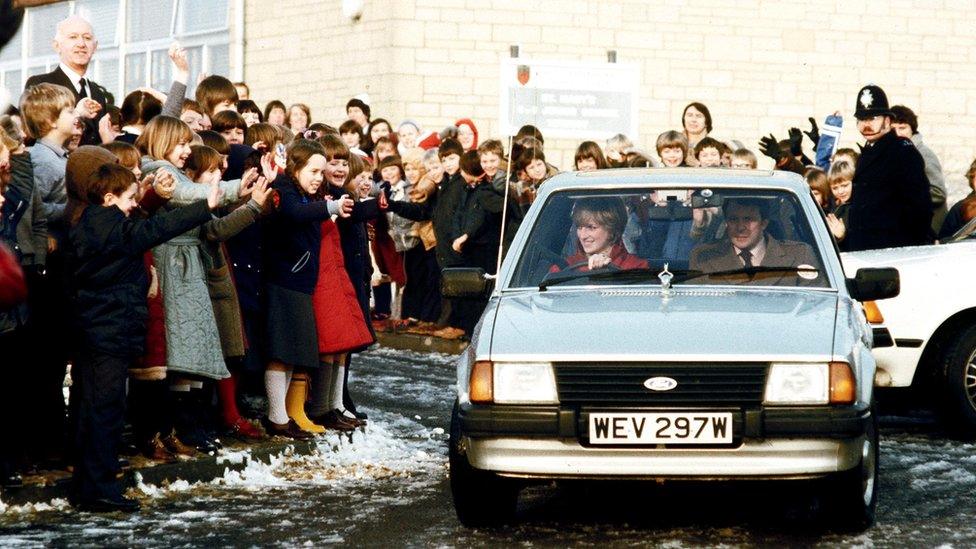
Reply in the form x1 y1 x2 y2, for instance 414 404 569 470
330 364 346 411
265 370 289 424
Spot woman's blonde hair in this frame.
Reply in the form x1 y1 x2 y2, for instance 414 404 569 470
136 115 194 161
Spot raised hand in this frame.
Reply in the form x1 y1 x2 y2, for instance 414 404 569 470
74 97 102 119
207 179 223 209
337 194 354 218
757 134 783 160
588 253 611 270
97 112 118 144
788 127 803 156
153 171 176 199
239 167 259 197
250 176 272 208
135 86 167 103
260 152 276 181
137 173 155 199
169 42 190 80
804 117 820 146
826 213 846 240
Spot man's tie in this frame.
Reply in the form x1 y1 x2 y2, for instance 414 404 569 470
78 78 88 99
739 249 753 268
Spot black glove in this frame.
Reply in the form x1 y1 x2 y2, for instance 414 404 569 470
804 117 820 146
758 134 783 160
380 180 392 200
788 127 803 156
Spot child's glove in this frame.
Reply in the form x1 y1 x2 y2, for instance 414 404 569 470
788 127 803 156
757 134 784 160
804 117 820 146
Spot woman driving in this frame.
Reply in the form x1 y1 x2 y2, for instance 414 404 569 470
556 197 648 272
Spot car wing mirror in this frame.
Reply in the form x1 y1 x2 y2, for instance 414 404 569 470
846 267 899 301
442 267 493 299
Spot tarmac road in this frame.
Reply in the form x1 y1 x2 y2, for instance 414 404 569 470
2 347 976 547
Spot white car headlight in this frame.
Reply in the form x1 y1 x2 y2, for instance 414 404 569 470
764 363 829 405
492 362 559 404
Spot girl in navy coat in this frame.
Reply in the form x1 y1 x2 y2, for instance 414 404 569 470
261 139 352 438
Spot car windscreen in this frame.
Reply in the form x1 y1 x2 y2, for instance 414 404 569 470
509 187 830 289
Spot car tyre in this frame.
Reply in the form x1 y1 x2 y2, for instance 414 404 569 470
449 401 518 527
940 324 976 437
824 403 878 532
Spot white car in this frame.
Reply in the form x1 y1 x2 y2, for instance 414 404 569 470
841 220 976 432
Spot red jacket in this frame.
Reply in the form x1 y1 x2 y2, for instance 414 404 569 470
312 219 375 354
0 243 26 309
136 187 170 369
551 243 648 273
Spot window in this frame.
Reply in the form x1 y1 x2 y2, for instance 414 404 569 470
511 188 829 289
28 3 71 57
126 0 175 42
0 0 237 107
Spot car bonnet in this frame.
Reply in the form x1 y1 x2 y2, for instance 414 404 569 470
488 288 839 361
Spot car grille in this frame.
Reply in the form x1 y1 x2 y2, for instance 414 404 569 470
554 362 768 406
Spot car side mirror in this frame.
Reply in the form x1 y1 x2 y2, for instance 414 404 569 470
846 267 900 301
442 267 493 299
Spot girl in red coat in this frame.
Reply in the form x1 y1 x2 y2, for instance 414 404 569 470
306 137 377 431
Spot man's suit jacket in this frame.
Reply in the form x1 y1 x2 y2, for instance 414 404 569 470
689 235 822 286
24 66 111 146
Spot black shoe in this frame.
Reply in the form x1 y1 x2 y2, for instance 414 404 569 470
117 458 130 469
76 496 141 513
179 428 220 454
260 417 315 440
308 410 357 432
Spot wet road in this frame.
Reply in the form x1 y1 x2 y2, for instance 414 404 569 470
3 347 976 547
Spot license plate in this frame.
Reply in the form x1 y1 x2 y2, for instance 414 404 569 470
588 412 733 445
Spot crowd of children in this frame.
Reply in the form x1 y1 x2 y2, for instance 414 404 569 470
0 40 961 512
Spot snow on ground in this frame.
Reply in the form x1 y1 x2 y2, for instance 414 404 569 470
8 350 976 546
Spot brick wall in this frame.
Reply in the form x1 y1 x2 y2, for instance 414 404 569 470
243 0 976 201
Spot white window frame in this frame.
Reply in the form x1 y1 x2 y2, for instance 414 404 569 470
0 0 239 105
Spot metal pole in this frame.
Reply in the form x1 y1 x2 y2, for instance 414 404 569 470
494 130 515 276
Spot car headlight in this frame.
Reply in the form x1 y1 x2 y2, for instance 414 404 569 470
469 361 559 404
764 362 856 405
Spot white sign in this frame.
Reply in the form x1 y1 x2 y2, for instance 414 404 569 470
499 58 640 140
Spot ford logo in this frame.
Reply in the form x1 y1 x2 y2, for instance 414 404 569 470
643 376 678 391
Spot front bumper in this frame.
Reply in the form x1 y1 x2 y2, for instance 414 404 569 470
465 436 864 478
458 403 871 478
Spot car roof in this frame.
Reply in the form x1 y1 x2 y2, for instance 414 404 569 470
542 168 808 193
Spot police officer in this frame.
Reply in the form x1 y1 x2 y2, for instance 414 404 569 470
844 84 932 251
